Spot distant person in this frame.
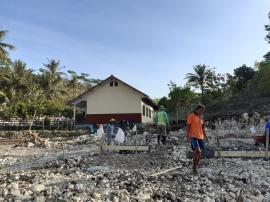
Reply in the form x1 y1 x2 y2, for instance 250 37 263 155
154 105 169 145
265 118 270 145
265 119 270 133
105 118 116 145
186 104 208 174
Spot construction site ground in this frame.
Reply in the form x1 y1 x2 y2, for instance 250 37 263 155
0 128 270 202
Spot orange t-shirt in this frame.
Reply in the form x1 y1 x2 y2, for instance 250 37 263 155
186 113 204 139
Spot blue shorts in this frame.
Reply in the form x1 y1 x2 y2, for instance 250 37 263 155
191 138 204 150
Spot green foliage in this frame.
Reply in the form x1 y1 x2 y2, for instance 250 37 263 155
263 51 270 62
0 59 99 120
233 65 255 91
0 30 15 59
185 64 207 97
43 99 64 116
0 58 99 120
168 82 197 110
157 97 169 108
0 91 7 105
2 11 270 123
66 70 98 99
39 59 66 99
185 65 226 104
250 62 270 95
159 82 198 120
0 29 100 120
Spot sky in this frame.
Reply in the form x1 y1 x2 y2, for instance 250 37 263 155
1 0 269 98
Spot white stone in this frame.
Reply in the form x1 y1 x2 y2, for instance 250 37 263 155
32 184 46 193
3 189 9 197
121 195 130 202
75 183 84 192
24 190 33 198
9 182 21 197
93 192 101 199
45 187 52 196
10 188 21 197
34 196 46 202
11 174 20 180
112 196 119 202
136 191 151 200
67 183 75 190
27 142 35 147
203 195 215 202
73 196 82 201
44 140 51 149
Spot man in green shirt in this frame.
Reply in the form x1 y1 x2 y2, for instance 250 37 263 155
154 105 169 145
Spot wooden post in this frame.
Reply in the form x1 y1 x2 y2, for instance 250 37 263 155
150 166 182 177
216 127 221 158
265 128 269 160
73 104 76 125
215 150 266 158
29 109 37 132
62 143 65 159
176 108 179 126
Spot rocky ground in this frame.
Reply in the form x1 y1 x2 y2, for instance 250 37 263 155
0 128 270 202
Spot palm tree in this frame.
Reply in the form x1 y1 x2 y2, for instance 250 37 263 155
79 73 102 88
1 60 32 102
0 91 8 105
67 70 83 96
39 59 66 99
67 70 97 97
0 30 15 59
12 60 32 89
185 64 207 102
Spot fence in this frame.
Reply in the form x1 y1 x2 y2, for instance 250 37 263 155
0 119 75 131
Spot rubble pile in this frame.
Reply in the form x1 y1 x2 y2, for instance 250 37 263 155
0 124 269 201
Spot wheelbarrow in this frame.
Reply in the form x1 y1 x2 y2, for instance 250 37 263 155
254 135 266 146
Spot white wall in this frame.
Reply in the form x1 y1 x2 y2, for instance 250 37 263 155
86 80 142 114
141 102 154 124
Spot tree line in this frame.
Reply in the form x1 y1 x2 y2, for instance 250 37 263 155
157 12 270 121
0 30 101 120
1 11 270 122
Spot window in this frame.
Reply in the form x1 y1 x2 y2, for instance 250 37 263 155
143 105 146 116
146 108 149 117
149 109 151 118
109 80 118 87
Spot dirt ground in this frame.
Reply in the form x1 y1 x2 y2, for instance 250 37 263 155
0 129 270 202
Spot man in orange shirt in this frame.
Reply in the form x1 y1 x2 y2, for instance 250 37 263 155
186 104 208 174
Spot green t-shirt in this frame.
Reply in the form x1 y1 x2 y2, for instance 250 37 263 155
155 111 169 126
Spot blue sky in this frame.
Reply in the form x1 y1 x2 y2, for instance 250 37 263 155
1 0 269 98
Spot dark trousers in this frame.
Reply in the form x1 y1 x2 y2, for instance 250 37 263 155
157 125 166 145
